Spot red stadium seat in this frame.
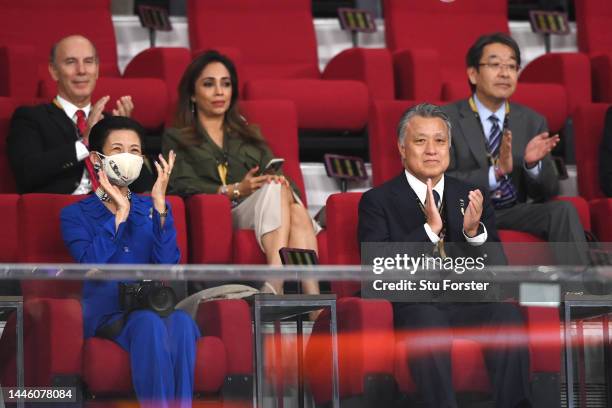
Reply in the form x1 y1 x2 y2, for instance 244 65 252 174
0 194 251 404
306 192 395 406
575 0 612 103
0 97 19 193
187 0 393 132
368 100 431 186
383 0 590 115
573 103 611 200
573 103 612 241
313 192 561 406
0 194 19 262
0 0 183 130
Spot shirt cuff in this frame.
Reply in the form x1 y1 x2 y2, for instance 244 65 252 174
488 165 500 190
423 223 441 244
463 222 488 246
524 160 542 179
75 141 90 161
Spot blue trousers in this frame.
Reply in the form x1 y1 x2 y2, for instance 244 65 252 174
114 310 201 408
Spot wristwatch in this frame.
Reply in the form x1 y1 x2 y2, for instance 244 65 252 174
233 182 241 199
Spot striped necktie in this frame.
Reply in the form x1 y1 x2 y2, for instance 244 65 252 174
488 115 517 209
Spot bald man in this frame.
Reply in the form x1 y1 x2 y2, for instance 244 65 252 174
7 35 149 194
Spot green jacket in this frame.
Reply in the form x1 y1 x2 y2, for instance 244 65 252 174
162 127 300 199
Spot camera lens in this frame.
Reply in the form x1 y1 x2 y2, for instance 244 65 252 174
148 286 177 317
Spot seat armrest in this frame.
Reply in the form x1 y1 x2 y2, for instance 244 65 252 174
589 198 612 241
521 306 561 373
392 48 442 100
305 297 394 404
24 298 83 386
322 48 394 100
195 299 252 375
187 194 233 264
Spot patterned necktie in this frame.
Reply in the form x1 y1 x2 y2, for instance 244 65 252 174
75 110 100 191
432 189 441 208
425 189 441 208
488 115 516 209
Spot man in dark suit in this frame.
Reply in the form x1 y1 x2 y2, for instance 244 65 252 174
6 35 150 194
358 103 530 408
442 33 586 264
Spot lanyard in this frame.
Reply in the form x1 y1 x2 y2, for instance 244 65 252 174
468 96 510 167
209 133 229 186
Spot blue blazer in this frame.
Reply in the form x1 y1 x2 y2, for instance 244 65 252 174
60 194 180 338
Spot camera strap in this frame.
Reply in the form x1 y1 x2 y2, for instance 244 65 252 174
94 313 128 340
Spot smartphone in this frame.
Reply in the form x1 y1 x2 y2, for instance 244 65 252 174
279 247 318 266
261 158 284 175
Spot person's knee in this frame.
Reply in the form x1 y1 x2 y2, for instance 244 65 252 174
289 204 311 231
129 310 166 334
168 310 200 337
489 303 525 326
548 200 581 225
170 310 196 328
280 183 293 204
395 305 448 329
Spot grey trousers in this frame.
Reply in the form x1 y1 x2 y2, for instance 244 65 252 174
495 200 589 265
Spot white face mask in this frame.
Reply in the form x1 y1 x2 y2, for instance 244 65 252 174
96 152 144 187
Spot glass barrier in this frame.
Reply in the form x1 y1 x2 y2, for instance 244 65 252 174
0 243 611 408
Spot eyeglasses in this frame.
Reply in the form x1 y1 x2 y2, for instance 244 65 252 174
478 62 520 73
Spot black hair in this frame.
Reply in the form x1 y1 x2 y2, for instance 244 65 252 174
466 32 521 92
174 49 264 146
89 116 145 154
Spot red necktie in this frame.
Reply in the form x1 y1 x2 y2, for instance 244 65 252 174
75 110 100 191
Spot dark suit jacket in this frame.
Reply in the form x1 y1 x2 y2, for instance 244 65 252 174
358 173 507 303
600 106 612 197
8 103 86 193
442 99 559 203
7 103 154 194
358 173 499 245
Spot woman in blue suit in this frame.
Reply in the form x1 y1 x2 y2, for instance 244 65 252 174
60 116 199 408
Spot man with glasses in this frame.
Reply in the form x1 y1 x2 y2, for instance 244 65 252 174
442 32 586 257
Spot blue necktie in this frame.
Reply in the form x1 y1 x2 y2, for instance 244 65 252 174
488 115 517 209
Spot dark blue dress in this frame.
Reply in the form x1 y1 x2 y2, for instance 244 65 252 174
61 194 200 408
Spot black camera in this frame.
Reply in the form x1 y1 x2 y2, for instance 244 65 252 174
119 281 177 317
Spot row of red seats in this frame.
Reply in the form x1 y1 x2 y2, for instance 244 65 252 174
0 191 567 406
0 100 608 407
2 91 609 240
0 0 608 137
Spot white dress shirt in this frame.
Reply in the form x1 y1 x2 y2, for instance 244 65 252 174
55 95 92 194
404 170 487 245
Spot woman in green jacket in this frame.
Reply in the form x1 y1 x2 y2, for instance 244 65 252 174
163 50 320 295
